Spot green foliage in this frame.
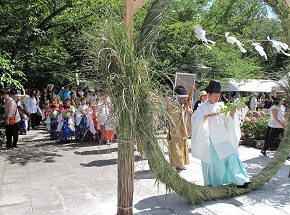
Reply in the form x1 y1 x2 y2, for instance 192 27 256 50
1 0 289 87
0 0 124 88
153 0 289 83
241 110 271 139
0 52 26 88
218 95 251 115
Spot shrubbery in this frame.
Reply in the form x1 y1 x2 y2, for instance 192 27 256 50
240 110 271 140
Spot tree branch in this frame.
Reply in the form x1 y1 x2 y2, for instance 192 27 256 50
37 1 73 30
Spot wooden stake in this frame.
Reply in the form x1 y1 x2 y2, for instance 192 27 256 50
286 0 290 8
124 0 149 39
118 1 149 214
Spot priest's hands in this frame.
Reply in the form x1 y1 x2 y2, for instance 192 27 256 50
204 112 216 120
230 108 236 117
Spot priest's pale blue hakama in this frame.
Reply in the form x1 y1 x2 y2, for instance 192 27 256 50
202 139 249 186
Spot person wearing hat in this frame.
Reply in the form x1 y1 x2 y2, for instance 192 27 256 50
3 89 21 149
191 80 252 188
167 85 193 171
261 97 287 156
193 90 208 112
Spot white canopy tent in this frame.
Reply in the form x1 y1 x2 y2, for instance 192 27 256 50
221 79 280 92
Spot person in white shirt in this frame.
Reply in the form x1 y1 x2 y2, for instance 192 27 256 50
193 90 207 112
77 88 84 98
261 97 287 156
75 98 89 141
26 92 38 129
21 90 30 108
11 88 26 108
250 93 258 111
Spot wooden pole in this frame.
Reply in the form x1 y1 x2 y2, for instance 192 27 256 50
286 0 290 8
117 1 149 215
124 0 134 39
124 0 149 39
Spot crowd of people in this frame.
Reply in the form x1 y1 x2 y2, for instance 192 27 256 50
1 81 288 187
165 80 288 188
0 85 116 149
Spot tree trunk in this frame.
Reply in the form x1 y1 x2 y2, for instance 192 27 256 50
117 138 134 215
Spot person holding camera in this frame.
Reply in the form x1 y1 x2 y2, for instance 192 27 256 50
3 90 20 149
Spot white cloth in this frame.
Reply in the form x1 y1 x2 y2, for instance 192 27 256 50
21 96 30 107
50 92 57 100
45 110 59 130
26 97 37 113
45 115 52 131
78 91 84 97
57 113 75 132
191 101 241 164
239 106 249 124
86 111 97 134
250 96 257 111
268 105 286 128
41 110 46 120
98 97 114 130
75 104 89 126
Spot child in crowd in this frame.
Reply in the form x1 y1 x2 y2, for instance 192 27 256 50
19 106 29 135
98 94 114 145
75 98 89 141
89 102 101 143
41 100 51 121
57 104 75 143
45 105 60 140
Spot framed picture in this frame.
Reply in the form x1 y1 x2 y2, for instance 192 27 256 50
174 72 196 96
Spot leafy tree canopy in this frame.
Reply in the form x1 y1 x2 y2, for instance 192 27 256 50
1 0 289 89
154 0 289 84
0 0 123 88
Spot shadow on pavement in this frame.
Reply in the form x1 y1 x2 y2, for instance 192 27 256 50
1 143 63 166
74 147 118 155
80 159 117 167
134 170 156 180
134 193 196 215
242 156 272 175
78 155 146 167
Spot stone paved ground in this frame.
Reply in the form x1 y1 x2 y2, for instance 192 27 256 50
0 128 289 215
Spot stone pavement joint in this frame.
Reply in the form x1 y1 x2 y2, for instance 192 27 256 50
0 128 289 215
